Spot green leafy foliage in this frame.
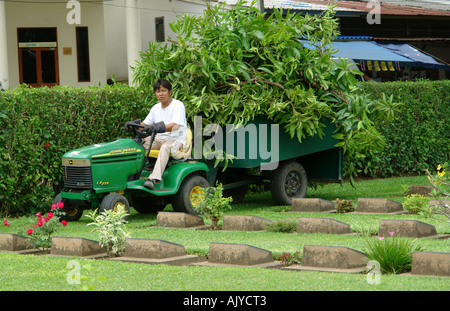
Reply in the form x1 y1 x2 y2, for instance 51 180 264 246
85 206 130 257
357 80 450 177
133 0 391 181
403 194 429 214
193 183 232 230
363 232 424 274
264 219 297 233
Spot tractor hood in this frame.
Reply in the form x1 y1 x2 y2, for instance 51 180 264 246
62 138 144 160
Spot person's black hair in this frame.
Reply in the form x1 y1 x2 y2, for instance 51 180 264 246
153 79 172 92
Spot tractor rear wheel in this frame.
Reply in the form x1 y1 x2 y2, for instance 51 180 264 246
172 174 209 215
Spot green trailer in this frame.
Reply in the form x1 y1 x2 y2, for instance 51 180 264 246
54 117 342 221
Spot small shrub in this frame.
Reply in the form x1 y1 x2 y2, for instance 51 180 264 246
403 194 429 214
193 183 232 230
24 202 67 250
264 219 297 233
85 206 130 257
276 251 302 266
333 198 355 213
363 232 424 274
424 163 450 223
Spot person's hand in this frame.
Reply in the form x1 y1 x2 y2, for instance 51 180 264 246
144 121 166 134
154 121 166 133
124 119 141 132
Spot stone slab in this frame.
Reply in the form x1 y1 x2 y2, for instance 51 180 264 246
157 212 205 228
294 245 368 273
356 198 404 214
205 243 275 266
291 198 336 213
123 238 187 259
0 233 30 252
379 219 437 238
407 185 432 196
50 236 106 257
411 251 450 277
222 215 272 231
109 254 205 266
297 217 352 235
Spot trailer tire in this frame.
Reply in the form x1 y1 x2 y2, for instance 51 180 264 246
100 193 130 220
172 174 210 215
270 161 307 205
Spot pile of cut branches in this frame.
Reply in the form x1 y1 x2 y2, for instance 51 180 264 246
133 0 399 178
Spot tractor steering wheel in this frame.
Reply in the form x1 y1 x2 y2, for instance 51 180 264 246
126 122 149 139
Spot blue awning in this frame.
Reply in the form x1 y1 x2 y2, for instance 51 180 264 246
378 43 450 70
299 39 413 63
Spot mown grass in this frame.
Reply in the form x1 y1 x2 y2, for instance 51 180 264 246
1 175 449 291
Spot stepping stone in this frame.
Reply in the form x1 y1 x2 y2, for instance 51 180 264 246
407 185 432 196
50 237 107 258
222 215 272 231
193 243 281 268
0 233 30 252
356 198 404 214
411 251 450 277
156 212 206 229
291 198 336 213
109 238 203 266
284 245 368 274
297 217 352 235
378 220 438 238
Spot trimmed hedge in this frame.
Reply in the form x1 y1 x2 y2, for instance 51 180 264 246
357 80 450 177
0 80 449 216
0 84 146 216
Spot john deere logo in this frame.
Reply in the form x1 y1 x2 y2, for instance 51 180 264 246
69 160 73 165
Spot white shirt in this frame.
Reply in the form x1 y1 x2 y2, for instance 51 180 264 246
143 99 187 146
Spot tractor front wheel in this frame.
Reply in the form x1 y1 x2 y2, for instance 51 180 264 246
53 193 84 222
100 193 131 220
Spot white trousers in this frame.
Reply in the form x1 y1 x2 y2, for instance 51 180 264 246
144 137 183 181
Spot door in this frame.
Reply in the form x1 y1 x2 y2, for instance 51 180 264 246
17 28 59 87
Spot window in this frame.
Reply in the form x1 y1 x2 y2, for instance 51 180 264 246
155 17 165 42
76 27 90 82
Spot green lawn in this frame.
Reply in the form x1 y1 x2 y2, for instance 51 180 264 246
1 175 449 292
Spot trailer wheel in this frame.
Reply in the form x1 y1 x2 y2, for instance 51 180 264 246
100 193 130 220
53 193 84 222
270 161 307 205
172 174 210 215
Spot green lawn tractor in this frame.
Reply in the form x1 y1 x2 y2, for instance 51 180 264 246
53 122 209 221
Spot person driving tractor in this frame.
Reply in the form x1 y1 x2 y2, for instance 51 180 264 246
126 79 187 190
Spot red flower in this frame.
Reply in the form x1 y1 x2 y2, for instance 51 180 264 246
36 212 41 218
37 221 43 227
51 204 57 210
45 142 50 150
48 212 54 219
61 220 68 226
57 202 64 209
27 229 33 235
3 220 10 227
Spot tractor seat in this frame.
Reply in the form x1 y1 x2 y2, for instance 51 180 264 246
146 128 193 160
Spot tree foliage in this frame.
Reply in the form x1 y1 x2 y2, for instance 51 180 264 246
133 0 397 178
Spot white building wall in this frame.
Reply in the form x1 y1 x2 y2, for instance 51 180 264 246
5 0 106 89
104 0 211 84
